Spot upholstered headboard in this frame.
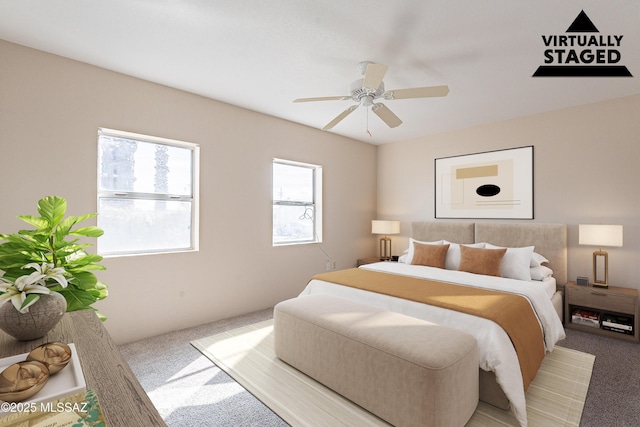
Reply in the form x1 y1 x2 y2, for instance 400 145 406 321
410 222 568 285
411 222 475 244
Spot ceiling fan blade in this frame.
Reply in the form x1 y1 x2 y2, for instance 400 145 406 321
322 105 359 130
384 85 450 100
362 63 388 91
294 95 349 103
371 103 402 128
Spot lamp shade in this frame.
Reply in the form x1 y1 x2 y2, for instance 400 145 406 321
371 220 400 235
579 224 623 247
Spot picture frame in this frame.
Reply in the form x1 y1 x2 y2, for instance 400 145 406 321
434 146 534 219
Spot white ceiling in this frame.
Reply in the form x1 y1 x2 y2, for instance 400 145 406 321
1 0 638 144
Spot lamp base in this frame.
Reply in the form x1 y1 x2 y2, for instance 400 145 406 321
379 236 392 261
592 249 609 288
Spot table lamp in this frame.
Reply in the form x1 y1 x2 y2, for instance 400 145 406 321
578 224 623 287
371 220 400 260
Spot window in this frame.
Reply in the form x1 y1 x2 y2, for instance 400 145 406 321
97 128 199 256
273 159 322 245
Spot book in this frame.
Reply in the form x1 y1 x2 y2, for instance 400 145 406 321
602 320 632 331
571 315 600 328
602 325 633 335
571 308 599 320
601 313 633 333
571 308 600 328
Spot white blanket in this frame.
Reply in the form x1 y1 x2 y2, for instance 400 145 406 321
299 262 566 427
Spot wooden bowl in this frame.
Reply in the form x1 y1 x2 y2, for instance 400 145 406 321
26 342 72 375
0 360 50 402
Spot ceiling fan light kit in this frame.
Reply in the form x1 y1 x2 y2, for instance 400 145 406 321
294 61 449 132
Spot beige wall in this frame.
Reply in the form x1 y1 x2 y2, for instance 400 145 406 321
0 40 377 343
377 94 640 291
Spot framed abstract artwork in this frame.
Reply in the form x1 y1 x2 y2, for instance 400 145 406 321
434 146 533 219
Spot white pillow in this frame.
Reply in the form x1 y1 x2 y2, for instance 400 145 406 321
405 239 443 264
531 265 554 281
530 252 550 267
442 241 485 270
485 244 534 281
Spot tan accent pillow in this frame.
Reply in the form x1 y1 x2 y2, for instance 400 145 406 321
410 243 450 268
458 245 507 277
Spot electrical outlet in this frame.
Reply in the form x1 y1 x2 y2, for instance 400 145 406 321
326 261 336 271
326 261 332 271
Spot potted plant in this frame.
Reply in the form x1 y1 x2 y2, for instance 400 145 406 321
0 196 108 340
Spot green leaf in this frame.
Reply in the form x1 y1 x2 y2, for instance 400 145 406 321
0 254 35 270
85 253 104 263
53 242 86 256
95 281 108 300
15 232 47 246
68 264 106 272
54 216 78 241
59 288 97 312
20 294 40 310
0 269 27 282
17 215 50 230
73 213 98 224
0 240 46 269
0 240 38 253
54 241 85 254
37 196 67 226
69 271 98 289
70 226 104 238
66 253 104 266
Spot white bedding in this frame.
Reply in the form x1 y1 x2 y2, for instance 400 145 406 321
537 276 557 299
299 262 566 427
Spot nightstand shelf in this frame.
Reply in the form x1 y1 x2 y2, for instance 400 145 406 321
564 281 639 343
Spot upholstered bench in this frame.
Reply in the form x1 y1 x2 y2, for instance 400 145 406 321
274 294 479 427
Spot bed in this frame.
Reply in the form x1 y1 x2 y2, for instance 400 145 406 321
299 222 567 427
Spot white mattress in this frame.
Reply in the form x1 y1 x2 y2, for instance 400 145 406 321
299 262 566 427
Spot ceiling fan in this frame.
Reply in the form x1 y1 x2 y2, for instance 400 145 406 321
294 61 449 131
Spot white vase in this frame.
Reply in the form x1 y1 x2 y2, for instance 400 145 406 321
0 292 67 340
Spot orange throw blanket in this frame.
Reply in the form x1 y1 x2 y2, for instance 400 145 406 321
311 268 545 391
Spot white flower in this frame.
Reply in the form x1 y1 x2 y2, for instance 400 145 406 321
22 262 68 288
0 276 51 313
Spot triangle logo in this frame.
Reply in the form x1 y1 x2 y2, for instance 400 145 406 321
533 10 632 77
566 10 599 33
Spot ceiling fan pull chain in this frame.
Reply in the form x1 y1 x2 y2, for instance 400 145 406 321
366 107 373 137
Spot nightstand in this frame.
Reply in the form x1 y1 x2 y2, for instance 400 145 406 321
357 257 383 267
564 281 639 343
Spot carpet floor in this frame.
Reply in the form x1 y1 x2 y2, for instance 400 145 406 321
120 308 640 427
120 309 285 427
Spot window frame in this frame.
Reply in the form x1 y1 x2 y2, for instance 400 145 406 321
272 158 323 246
97 128 200 257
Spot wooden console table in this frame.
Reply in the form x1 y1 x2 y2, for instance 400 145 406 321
0 310 166 426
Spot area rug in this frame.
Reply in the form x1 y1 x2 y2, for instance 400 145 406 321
192 320 595 427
